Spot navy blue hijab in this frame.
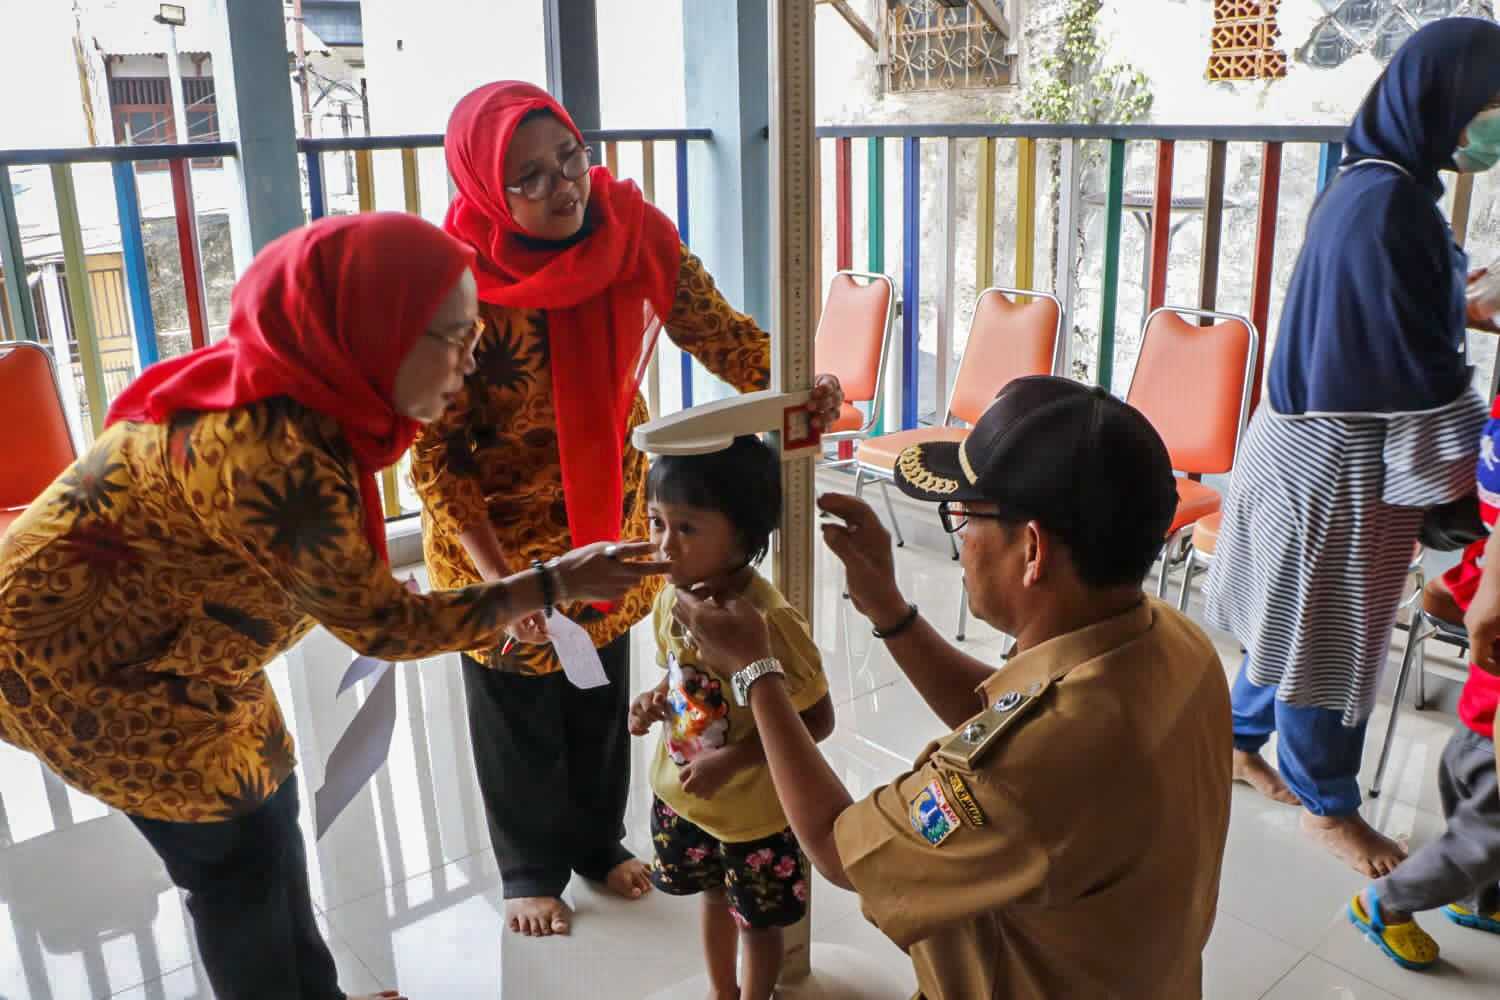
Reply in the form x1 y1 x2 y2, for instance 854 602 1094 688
1269 17 1500 416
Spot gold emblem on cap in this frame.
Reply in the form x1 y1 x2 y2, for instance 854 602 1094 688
957 438 979 486
896 446 959 495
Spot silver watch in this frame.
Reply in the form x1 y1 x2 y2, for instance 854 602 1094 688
731 658 786 707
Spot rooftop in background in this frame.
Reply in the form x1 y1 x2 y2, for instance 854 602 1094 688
83 3 332 57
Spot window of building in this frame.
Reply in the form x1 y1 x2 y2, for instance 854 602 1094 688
108 76 220 168
884 0 1016 94
1298 0 1495 70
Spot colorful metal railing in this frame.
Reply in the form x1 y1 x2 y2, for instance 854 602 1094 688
809 124 1481 431
0 142 235 438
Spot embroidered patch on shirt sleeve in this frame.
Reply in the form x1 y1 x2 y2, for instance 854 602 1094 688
944 771 986 828
909 778 963 846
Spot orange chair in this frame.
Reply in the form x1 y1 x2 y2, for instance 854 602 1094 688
0 342 77 538
1124 307 1259 600
815 271 897 468
855 287 1061 639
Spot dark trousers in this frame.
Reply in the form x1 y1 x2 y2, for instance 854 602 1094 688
462 634 633 899
1378 727 1500 916
129 774 343 1000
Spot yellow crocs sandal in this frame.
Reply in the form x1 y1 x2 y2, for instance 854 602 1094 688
1443 903 1500 935
1348 890 1439 971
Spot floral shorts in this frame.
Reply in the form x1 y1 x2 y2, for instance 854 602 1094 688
647 797 808 930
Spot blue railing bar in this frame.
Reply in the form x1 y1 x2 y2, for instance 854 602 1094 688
812 123 1348 143
111 162 158 368
296 128 715 155
901 136 921 430
0 164 39 342
1316 141 1343 193
306 151 327 221
675 138 693 409
0 142 237 167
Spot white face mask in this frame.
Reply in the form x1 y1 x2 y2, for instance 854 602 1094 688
1455 107 1500 173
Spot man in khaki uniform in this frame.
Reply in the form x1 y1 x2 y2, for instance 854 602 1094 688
676 376 1233 999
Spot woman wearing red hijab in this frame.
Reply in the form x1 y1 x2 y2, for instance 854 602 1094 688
0 212 662 999
412 82 843 937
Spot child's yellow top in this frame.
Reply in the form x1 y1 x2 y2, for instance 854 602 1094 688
649 573 828 843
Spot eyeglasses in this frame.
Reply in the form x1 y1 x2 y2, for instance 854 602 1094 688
937 501 1008 535
505 145 593 202
425 316 485 352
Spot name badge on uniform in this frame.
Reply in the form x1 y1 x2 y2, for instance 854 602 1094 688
909 779 962 846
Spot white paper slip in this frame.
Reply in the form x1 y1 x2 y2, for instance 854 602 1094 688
548 614 610 689
314 662 397 839
337 654 389 696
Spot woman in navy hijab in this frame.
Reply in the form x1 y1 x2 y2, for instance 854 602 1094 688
1205 17 1500 877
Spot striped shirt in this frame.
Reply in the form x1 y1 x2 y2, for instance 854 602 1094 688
1204 390 1487 725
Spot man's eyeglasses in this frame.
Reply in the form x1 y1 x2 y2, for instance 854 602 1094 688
505 145 593 202
425 317 485 353
938 501 1008 535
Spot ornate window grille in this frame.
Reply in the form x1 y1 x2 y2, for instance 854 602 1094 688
1207 1 1288 82
1298 0 1495 69
884 0 1016 94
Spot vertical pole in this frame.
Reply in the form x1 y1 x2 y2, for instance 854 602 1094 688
1096 139 1127 391
0 165 39 342
769 0 817 976
111 162 158 369
1453 172 1475 248
1014 136 1036 290
168 159 210 351
936 138 957 414
543 0 602 130
1198 140 1227 322
1147 140 1175 315
306 151 327 220
1316 141 1342 194
976 137 996 293
52 165 107 438
676 139 694 409
401 148 421 215
901 136 921 429
835 138 853 271
163 23 190 146
1054 138 1083 377
355 149 375 213
1250 142 1284 410
292 0 314 138
868 137 887 435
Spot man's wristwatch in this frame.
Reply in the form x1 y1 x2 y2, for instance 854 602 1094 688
731 658 786 707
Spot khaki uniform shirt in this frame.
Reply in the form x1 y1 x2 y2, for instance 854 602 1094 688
833 599 1232 1000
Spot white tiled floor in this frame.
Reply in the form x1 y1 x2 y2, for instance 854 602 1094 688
0 533 1496 998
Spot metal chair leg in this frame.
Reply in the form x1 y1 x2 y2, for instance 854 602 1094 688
1155 549 1172 599
957 583 969 642
878 479 906 548
1177 547 1198 613
1371 612 1431 799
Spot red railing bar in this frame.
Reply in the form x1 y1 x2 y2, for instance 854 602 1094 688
1249 141 1283 410
168 159 210 351
1147 140 1175 314
835 137 853 272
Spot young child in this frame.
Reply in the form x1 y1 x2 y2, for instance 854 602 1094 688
628 435 835 1000
1347 413 1500 970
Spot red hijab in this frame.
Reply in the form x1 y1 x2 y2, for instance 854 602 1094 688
107 212 476 564
443 81 681 561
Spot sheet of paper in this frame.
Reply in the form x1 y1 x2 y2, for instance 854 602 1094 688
548 614 610 689
314 661 397 839
337 654 389 696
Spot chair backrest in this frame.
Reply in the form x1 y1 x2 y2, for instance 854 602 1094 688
814 271 895 406
1125 308 1259 476
0 342 77 510
947 288 1061 426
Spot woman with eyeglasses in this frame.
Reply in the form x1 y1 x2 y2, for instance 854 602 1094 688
411 81 845 938
0 212 664 999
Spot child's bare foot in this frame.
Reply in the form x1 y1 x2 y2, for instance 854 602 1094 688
1232 749 1300 805
1302 812 1407 878
604 857 654 900
506 896 572 936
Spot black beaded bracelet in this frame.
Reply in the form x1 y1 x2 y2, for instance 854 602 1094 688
533 559 556 616
872 603 920 640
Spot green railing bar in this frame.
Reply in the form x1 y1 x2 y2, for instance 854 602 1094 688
51 163 107 437
0 165 38 342
868 136 886 437
1096 139 1127 391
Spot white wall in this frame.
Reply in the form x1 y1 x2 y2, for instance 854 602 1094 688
0 0 95 148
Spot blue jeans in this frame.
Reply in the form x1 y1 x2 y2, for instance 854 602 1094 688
1231 659 1368 816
